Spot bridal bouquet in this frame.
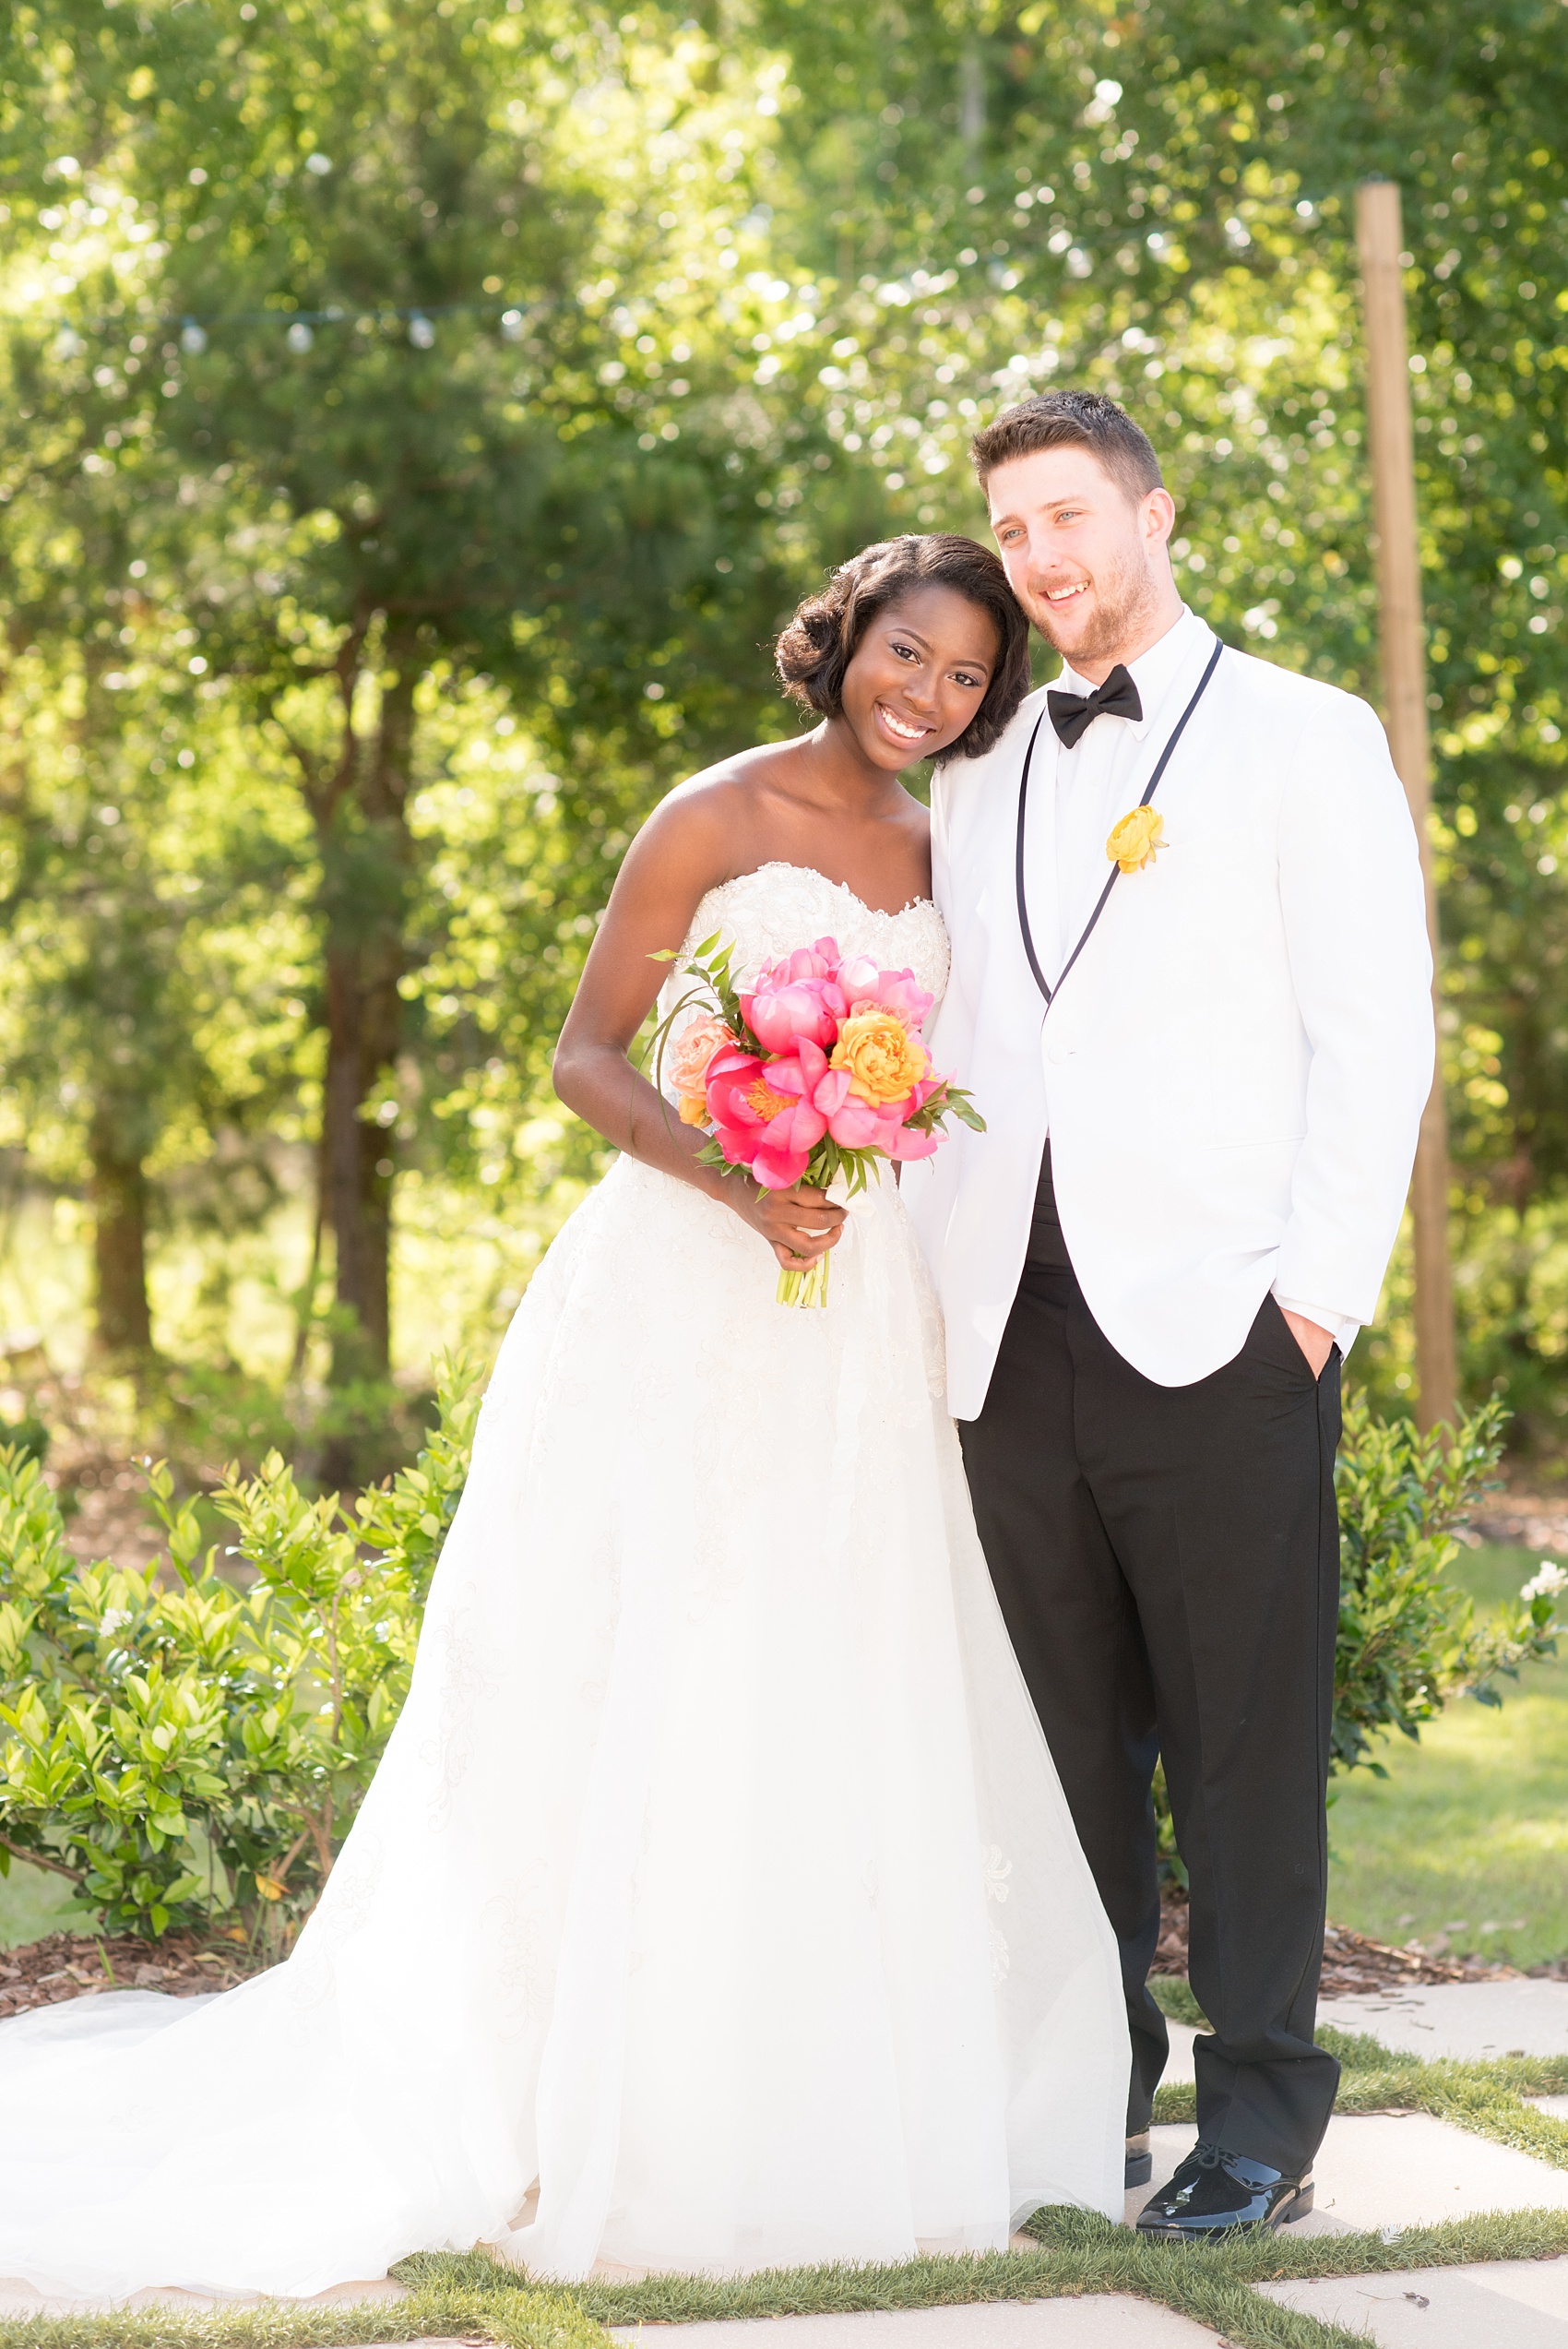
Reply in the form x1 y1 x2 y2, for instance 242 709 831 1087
651 931 983 1306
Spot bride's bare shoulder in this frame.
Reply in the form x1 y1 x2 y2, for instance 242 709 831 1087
631 740 802 871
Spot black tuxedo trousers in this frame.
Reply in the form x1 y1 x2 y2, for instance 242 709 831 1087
958 1145 1343 2175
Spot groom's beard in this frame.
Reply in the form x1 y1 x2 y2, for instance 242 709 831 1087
1020 546 1161 669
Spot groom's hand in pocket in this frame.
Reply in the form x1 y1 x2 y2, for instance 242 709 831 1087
1279 1308 1335 1378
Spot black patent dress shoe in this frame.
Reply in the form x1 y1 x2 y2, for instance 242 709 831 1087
1134 2139 1313 2241
1124 2132 1152 2188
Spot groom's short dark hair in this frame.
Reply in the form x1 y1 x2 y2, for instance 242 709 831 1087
970 391 1163 505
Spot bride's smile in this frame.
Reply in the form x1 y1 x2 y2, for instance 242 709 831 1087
873 698 933 745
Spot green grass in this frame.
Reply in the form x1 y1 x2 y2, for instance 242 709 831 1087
1154 2023 1568 2169
0 1857 82 1950
1327 1540 1568 1971
0 2286 604 2348
15 2205 1568 2349
1149 1974 1206 2026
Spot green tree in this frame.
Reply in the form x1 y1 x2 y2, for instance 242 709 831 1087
6 0 1567 1429
0 196 307 1362
90 2 805 1414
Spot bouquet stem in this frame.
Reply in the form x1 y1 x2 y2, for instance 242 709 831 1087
777 1254 831 1310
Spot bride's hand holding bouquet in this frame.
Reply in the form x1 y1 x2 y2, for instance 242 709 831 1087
654 931 983 1306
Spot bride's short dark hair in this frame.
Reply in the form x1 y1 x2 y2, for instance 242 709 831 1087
775 533 1030 762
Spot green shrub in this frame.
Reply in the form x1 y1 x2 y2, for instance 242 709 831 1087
2 1365 1558 1943
0 1353 480 1942
1154 1392 1561 1886
0 1415 47 1468
1333 1393 1559 1768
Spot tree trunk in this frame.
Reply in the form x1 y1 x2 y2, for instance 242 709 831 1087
88 1111 153 1356
317 649 417 1395
322 946 398 1385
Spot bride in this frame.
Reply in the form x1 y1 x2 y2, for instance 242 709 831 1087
0 532 1127 2301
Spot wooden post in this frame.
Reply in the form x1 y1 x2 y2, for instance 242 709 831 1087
1356 177 1458 1430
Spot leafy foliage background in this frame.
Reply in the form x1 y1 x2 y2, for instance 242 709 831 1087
0 0 1562 1451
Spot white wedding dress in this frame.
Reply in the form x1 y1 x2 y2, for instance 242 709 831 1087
0 864 1126 2303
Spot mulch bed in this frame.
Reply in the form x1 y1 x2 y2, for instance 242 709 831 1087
0 1928 256 2021
2 1901 1560 2024
1151 1889 1568 1992
1467 1492 1568 1555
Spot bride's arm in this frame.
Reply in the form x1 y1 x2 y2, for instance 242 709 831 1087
552 793 847 1270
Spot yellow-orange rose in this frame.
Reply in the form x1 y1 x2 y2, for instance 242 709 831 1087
830 1008 928 1106
1106 805 1165 874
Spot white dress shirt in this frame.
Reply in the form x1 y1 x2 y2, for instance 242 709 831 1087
1036 607 1359 1355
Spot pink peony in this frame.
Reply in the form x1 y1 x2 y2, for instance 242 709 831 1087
707 1036 886 1189
741 940 847 1055
705 1045 820 1188
833 955 935 1033
744 979 838 1056
824 1066 945 1159
885 1071 947 1160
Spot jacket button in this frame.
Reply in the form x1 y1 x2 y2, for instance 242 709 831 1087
1047 1040 1074 1065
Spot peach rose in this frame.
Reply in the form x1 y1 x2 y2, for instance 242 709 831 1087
668 1012 736 1123
830 1008 929 1107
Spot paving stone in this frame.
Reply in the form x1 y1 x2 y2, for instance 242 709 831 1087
1319 1980 1568 2062
1160 1979 1568 2079
1259 2258 1568 2344
1533 2096 1568 2121
1472 2261 1568 2321
1130 2113 1568 2236
608 2299 1221 2344
1161 2021 1197 2085
1300 2111 1568 2232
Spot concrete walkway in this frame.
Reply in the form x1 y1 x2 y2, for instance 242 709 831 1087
1319 1979 1568 2061
1260 2259 1568 2344
606 2307 1223 2345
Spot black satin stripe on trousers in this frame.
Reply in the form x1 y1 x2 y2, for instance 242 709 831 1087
959 1143 1343 2174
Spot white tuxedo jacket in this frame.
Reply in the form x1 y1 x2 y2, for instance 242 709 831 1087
905 621 1435 1413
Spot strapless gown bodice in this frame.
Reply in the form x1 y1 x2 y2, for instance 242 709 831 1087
669 860 951 1002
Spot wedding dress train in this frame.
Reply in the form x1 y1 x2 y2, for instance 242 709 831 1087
0 863 1127 2299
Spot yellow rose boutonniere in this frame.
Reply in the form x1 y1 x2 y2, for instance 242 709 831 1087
1106 805 1166 875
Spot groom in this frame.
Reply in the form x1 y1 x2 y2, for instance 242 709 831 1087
907 390 1434 2239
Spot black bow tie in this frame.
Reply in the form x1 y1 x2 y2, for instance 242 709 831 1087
1046 664 1143 748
